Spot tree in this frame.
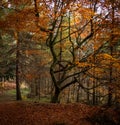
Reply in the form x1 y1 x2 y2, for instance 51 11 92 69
0 31 15 82
0 0 51 100
0 0 119 104
33 0 104 103
0 0 34 100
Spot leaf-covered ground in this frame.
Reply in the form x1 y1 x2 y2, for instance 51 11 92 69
0 101 120 125
0 82 120 125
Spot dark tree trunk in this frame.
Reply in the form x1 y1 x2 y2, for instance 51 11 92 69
51 86 60 103
16 32 22 100
93 86 96 105
107 1 115 106
16 70 22 100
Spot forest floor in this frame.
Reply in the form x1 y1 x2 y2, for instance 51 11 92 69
0 83 120 125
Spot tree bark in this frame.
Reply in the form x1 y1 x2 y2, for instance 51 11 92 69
51 86 60 103
16 32 22 100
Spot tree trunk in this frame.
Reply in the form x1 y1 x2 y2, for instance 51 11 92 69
16 46 22 100
16 71 22 100
16 31 22 100
93 86 96 105
51 86 60 103
76 83 81 102
87 81 90 104
107 0 115 106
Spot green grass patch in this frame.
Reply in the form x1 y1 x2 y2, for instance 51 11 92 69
4 88 51 103
6 89 16 95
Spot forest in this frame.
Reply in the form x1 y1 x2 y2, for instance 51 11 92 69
0 0 120 125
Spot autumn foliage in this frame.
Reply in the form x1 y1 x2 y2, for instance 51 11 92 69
0 0 120 104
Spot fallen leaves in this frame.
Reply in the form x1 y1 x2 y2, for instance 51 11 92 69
0 102 120 125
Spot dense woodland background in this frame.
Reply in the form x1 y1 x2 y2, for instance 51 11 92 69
0 0 120 106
